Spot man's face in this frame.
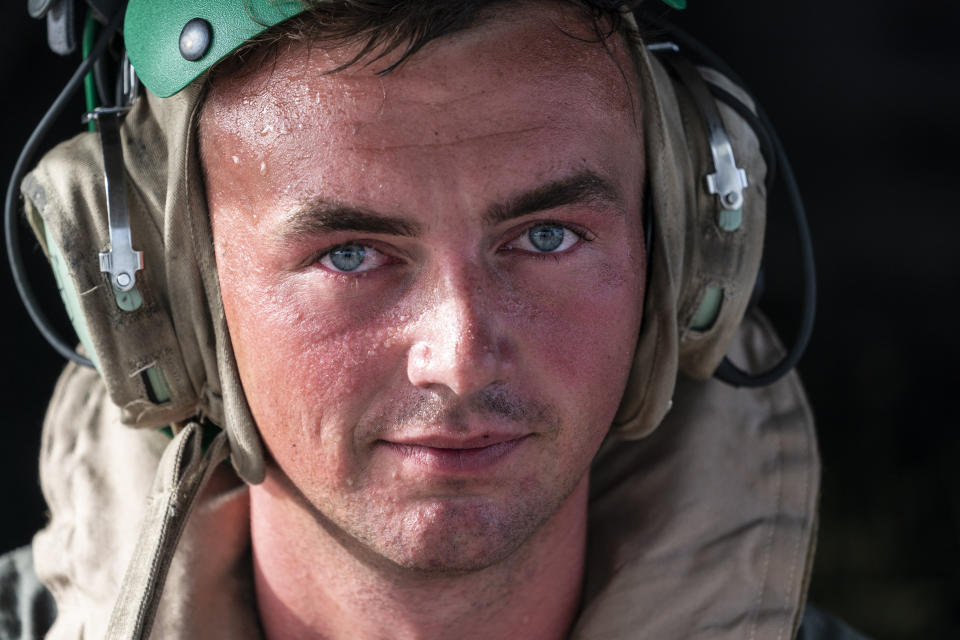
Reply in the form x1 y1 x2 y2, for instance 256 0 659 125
201 4 646 572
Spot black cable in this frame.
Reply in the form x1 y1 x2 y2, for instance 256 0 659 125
93 49 113 107
4 8 125 368
639 12 749 93
114 62 124 107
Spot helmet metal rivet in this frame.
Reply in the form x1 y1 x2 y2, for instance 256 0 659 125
179 18 212 62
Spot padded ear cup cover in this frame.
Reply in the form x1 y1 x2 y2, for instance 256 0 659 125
22 84 266 484
673 65 766 376
610 41 766 440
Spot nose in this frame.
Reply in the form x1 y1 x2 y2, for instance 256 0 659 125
406 270 512 397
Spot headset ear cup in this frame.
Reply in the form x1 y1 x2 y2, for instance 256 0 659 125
612 43 767 438
21 85 266 484
665 62 767 380
21 116 204 428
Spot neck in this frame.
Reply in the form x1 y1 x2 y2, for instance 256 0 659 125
249 470 588 640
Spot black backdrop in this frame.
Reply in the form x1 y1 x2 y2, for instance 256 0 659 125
1 2 958 638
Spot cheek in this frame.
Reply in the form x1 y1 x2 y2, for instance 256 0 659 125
214 236 408 475
508 253 644 434
224 288 414 492
225 279 409 422
514 253 642 369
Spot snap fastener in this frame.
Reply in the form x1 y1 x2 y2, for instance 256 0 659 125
179 18 211 62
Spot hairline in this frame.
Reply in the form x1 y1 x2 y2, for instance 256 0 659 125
203 1 644 93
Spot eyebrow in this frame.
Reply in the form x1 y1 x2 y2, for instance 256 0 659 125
278 170 622 242
281 202 421 240
483 171 623 226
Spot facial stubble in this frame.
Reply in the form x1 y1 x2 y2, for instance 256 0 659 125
266 386 596 578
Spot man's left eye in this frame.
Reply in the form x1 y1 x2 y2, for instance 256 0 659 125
506 223 581 254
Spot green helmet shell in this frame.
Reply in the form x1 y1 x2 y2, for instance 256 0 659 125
125 0 686 98
125 0 306 98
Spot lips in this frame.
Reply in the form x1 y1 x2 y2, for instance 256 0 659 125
378 433 531 474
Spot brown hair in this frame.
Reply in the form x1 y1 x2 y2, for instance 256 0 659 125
211 0 642 79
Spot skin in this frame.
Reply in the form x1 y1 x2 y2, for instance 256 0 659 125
200 4 646 639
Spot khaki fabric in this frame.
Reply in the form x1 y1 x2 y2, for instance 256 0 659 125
32 311 819 639
577 311 818 639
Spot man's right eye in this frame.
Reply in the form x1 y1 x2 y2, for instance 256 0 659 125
317 242 393 274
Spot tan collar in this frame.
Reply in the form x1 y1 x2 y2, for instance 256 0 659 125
575 310 818 638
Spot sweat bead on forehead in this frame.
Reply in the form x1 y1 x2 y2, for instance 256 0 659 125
198 5 643 215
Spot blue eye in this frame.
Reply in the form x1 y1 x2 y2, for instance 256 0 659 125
318 243 393 275
502 222 583 255
527 224 565 252
328 244 366 272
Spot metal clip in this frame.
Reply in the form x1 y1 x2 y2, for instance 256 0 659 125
82 106 143 292
120 52 140 107
657 49 749 218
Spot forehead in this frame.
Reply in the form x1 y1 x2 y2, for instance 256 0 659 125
197 4 643 223
200 5 639 149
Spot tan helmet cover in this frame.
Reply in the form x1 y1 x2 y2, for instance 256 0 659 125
21 24 765 484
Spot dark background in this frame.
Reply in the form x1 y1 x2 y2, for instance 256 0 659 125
1 2 957 638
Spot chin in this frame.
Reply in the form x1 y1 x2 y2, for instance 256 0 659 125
358 494 554 574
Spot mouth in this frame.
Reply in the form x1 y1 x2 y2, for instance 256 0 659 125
378 433 532 474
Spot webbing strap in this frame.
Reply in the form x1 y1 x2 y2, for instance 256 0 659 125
105 424 230 639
